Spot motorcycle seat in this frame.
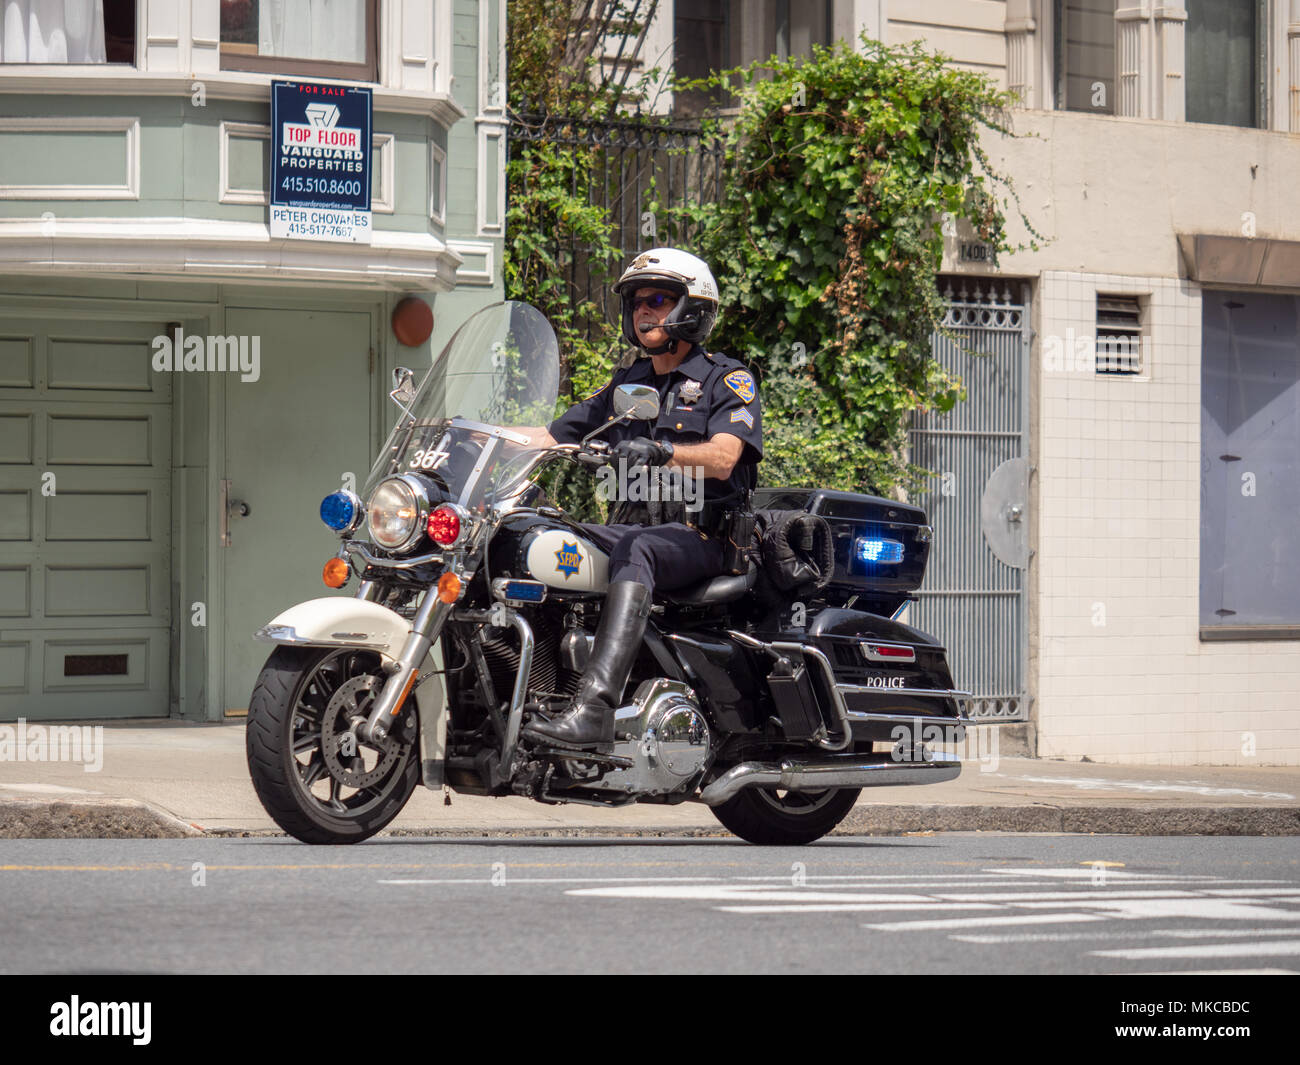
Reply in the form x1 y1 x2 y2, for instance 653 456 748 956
660 562 758 606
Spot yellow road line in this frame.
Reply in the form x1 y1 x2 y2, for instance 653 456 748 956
0 857 918 873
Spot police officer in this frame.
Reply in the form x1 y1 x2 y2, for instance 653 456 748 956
519 248 762 753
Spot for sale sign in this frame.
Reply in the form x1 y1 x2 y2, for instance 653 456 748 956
270 80 372 244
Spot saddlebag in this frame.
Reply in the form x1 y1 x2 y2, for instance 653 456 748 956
751 488 931 615
764 655 824 741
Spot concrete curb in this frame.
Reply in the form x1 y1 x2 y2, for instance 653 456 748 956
194 805 1300 839
4 800 1297 839
0 797 201 839
838 804 1300 836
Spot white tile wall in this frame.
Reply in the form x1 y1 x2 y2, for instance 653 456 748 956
1034 271 1300 766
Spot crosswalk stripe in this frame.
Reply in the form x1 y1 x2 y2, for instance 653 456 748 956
716 903 1001 914
987 868 1281 883
1130 969 1298 975
928 889 1200 902
864 913 1108 932
951 927 1300 945
378 875 724 885
1091 940 1300 960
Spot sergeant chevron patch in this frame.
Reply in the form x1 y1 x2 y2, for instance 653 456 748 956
729 408 754 429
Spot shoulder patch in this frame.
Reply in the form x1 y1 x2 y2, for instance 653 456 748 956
723 370 756 404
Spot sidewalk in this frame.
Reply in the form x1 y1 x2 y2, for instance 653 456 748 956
1 720 1297 838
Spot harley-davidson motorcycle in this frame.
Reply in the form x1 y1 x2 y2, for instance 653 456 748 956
246 301 969 845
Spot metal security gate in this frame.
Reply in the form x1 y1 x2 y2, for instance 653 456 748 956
908 278 1030 721
507 111 724 343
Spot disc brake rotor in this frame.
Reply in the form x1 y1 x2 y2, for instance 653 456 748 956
319 675 403 790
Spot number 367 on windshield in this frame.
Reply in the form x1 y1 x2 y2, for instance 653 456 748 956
410 448 451 470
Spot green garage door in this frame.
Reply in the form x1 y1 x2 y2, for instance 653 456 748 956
0 317 172 721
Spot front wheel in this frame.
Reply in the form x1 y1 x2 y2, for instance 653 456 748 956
709 786 862 846
246 645 420 844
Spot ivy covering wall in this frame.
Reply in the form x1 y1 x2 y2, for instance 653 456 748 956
506 8 1034 499
685 36 1033 495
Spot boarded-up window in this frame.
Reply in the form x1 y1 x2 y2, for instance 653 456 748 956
1200 292 1300 635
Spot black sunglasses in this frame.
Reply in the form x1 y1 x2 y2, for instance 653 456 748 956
631 293 675 310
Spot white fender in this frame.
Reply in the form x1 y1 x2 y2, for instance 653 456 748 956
254 596 449 789
254 597 413 659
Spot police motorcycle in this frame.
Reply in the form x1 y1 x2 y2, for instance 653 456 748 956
246 301 970 845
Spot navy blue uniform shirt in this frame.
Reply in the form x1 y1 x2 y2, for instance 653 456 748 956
548 344 763 507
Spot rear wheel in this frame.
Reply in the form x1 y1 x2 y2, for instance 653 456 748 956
710 786 862 846
246 646 420 844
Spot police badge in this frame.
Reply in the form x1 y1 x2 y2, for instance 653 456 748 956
678 379 703 404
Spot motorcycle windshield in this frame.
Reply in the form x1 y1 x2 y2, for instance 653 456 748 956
363 301 561 509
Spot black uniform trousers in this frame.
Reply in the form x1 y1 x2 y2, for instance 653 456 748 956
576 522 726 596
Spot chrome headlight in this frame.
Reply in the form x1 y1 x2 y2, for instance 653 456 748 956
366 474 431 552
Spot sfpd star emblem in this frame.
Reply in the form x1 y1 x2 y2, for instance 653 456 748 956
555 541 583 579
678 379 703 404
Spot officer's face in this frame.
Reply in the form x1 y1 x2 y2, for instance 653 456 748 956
631 286 677 348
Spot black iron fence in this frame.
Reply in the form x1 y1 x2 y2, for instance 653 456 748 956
507 110 726 339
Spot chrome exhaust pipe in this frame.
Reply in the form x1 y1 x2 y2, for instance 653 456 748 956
698 755 961 807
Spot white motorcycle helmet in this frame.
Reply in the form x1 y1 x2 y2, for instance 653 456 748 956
612 247 720 353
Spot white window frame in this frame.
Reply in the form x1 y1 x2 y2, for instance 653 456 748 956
0 2 464 129
1005 0 1051 110
429 142 447 226
1288 0 1300 132
1023 0 1300 126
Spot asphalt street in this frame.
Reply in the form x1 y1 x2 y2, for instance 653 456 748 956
1 834 1298 976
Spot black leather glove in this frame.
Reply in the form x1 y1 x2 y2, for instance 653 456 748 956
611 437 674 468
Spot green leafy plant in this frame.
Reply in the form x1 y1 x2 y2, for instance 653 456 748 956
505 1 665 519
677 34 1042 496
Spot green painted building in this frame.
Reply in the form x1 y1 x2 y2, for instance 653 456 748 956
0 1 507 720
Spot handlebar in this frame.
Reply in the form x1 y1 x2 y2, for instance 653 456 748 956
539 440 612 469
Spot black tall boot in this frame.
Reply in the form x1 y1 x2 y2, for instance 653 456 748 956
522 580 651 753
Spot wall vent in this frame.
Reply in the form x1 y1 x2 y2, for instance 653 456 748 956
1096 294 1143 375
64 654 129 677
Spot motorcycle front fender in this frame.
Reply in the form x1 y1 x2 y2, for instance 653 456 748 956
254 597 413 660
253 597 449 790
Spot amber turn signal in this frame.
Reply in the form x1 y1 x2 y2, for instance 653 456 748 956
437 571 461 603
322 558 350 588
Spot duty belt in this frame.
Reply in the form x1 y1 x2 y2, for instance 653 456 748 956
607 493 746 540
